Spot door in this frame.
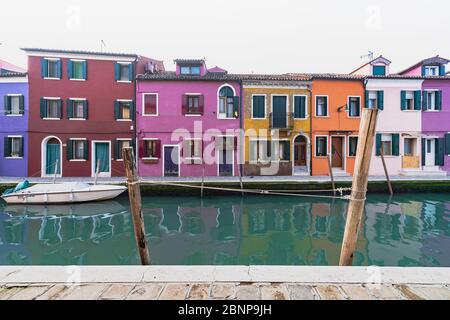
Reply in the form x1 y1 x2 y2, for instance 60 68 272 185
331 137 344 168
218 137 233 176
164 146 179 177
94 142 111 177
294 136 307 166
272 96 287 128
46 139 61 175
425 139 435 166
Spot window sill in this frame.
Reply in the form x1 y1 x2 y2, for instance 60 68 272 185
116 119 132 122
5 157 23 160
69 159 87 162
347 116 361 119
43 77 61 80
184 114 203 117
217 116 238 120
5 114 24 117
43 118 61 120
142 157 159 161
69 118 87 121
314 115 329 118
377 155 398 158
142 114 159 117
293 117 308 120
116 80 132 83
69 78 87 81
251 117 267 120
314 155 329 158
401 110 420 112
424 110 441 112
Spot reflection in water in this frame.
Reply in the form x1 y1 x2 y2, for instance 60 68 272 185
0 194 449 266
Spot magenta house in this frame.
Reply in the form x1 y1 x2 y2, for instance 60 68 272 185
399 56 450 174
136 59 242 177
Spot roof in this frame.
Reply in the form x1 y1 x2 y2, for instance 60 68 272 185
397 55 450 75
21 48 141 58
173 59 205 64
138 71 312 82
0 59 26 73
0 71 27 78
208 66 228 73
350 55 392 74
366 74 450 80
287 73 365 81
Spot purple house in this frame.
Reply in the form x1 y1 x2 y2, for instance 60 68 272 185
136 59 242 177
399 56 450 174
0 70 28 177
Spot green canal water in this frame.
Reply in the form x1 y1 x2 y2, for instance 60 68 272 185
0 194 449 266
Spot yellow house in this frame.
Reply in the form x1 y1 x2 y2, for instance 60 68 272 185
242 75 312 176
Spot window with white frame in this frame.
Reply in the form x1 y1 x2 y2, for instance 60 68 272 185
180 65 201 75
73 100 85 119
143 93 158 115
368 92 378 109
119 63 131 81
184 139 202 161
348 97 360 117
5 95 22 115
252 95 266 119
73 140 85 160
315 136 328 157
424 66 439 76
47 100 59 118
116 140 131 160
404 138 416 156
143 139 160 159
426 91 436 110
348 136 358 157
381 134 393 156
271 140 290 161
218 86 236 118
46 59 60 78
4 136 23 158
315 96 328 117
405 91 414 110
249 140 270 163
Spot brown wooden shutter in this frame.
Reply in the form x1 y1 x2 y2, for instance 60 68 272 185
198 95 205 115
181 94 188 115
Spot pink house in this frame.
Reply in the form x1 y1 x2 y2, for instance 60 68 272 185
136 59 242 177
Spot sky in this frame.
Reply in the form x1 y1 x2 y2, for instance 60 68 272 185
1 0 449 74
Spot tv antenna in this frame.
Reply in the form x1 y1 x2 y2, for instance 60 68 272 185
360 50 374 61
100 40 106 52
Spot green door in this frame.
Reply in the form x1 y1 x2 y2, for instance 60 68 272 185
95 142 110 175
46 142 61 175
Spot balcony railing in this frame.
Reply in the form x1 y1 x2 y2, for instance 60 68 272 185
269 112 294 130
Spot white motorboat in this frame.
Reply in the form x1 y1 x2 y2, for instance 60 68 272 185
1 181 127 204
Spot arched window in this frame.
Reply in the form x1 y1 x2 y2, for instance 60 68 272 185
218 85 237 119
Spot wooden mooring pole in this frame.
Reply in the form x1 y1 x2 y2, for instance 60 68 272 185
327 156 336 196
339 108 379 266
380 145 394 196
123 147 150 265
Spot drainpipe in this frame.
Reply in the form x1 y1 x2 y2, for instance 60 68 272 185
308 84 313 176
133 56 138 174
239 80 244 177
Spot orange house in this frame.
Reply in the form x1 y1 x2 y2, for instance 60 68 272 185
309 75 365 176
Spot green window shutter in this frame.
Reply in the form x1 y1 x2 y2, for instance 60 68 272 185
57 99 62 119
283 141 290 161
66 139 73 160
114 101 120 119
435 138 445 166
400 91 406 110
421 66 426 76
82 61 88 80
56 60 62 79
365 90 369 108
422 91 428 110
40 98 47 118
414 91 421 110
376 134 382 156
128 64 134 81
114 63 120 81
253 96 265 118
422 139 426 166
67 60 73 79
113 139 119 160
435 91 442 110
439 65 445 76
4 95 10 115
83 140 89 160
233 96 239 118
66 99 73 119
267 140 272 158
392 134 400 156
377 91 384 110
4 137 11 157
41 58 48 78
19 137 24 158
84 100 89 119
19 95 25 114
445 134 450 156
294 96 306 118
130 101 135 120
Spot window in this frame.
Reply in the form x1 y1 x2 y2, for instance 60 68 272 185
368 92 377 109
68 99 87 119
271 140 290 161
73 140 85 160
252 95 266 119
405 91 414 110
4 137 23 158
218 86 237 118
143 93 158 115
348 137 358 157
424 90 442 111
180 65 201 75
69 60 87 80
381 134 392 156
249 140 271 163
294 96 307 119
427 91 436 110
315 96 328 117
115 62 133 82
4 95 24 115
142 139 161 159
184 139 202 162
373 65 386 76
42 58 61 79
115 101 134 120
67 139 88 160
404 138 416 156
188 95 200 114
115 140 131 160
315 136 328 157
424 66 439 76
348 97 361 117
47 100 60 118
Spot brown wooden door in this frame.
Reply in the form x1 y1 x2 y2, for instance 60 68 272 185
294 138 307 166
331 137 343 168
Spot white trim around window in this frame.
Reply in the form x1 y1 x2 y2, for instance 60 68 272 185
347 135 359 157
293 94 308 119
347 96 362 118
251 94 267 119
43 58 61 80
271 94 289 126
314 135 329 157
69 138 88 162
142 93 159 116
314 95 329 117
5 94 24 117
5 135 24 159
142 138 160 160
217 83 237 120
115 138 133 162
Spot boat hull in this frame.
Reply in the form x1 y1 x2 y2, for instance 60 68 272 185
1 186 127 205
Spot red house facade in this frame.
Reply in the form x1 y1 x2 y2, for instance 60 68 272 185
23 48 163 177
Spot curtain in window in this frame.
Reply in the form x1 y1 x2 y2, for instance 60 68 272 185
46 143 61 175
95 143 110 173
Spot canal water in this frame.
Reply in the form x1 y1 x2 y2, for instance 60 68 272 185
0 194 449 266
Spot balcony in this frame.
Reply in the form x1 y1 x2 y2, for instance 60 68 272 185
269 112 294 130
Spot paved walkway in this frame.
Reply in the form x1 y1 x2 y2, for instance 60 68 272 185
1 266 449 300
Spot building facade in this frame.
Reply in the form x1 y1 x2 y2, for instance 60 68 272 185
23 48 161 177
242 75 312 176
136 59 242 177
0 72 28 177
399 56 450 174
309 75 365 176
